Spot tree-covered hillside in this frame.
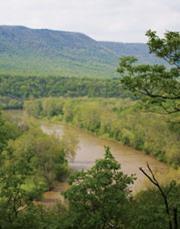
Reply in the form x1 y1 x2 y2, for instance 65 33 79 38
100 41 163 64
0 26 164 78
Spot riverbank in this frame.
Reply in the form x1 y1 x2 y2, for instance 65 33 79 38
24 97 180 167
4 109 180 204
41 121 180 191
34 119 180 203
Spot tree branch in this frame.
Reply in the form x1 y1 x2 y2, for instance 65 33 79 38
139 163 174 229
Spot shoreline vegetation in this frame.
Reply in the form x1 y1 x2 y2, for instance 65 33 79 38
24 97 180 167
7 109 180 184
1 99 179 229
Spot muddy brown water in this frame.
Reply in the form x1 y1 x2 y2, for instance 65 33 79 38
41 122 176 192
5 110 179 205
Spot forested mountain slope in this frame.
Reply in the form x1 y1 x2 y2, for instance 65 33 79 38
0 26 163 77
100 41 162 64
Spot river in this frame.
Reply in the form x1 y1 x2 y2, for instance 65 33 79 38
5 110 179 204
41 122 174 192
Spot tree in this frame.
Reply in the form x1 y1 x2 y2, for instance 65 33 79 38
139 164 179 229
8 128 69 190
146 30 180 68
117 30 180 114
0 144 34 227
64 147 135 229
129 183 180 229
0 111 21 152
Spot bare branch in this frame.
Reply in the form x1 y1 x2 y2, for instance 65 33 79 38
139 164 175 229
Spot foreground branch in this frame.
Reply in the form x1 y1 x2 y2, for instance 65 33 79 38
139 163 178 229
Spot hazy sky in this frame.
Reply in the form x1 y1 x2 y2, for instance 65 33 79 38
0 0 179 42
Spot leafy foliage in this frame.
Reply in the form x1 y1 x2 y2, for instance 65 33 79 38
7 128 69 190
0 111 21 152
0 112 71 228
24 97 180 166
146 30 180 67
0 114 179 228
130 184 180 229
0 75 130 103
118 30 180 113
64 147 135 228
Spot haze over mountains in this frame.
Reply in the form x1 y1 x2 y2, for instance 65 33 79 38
0 26 163 78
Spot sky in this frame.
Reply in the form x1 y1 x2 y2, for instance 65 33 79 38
0 0 179 42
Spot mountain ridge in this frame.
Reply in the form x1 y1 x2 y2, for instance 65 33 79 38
0 26 164 78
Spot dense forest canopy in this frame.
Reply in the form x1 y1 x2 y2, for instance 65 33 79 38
0 75 128 99
0 75 133 109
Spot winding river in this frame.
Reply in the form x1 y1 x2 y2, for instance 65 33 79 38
6 110 179 197
41 122 175 192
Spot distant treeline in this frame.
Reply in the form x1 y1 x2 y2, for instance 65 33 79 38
0 75 131 100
